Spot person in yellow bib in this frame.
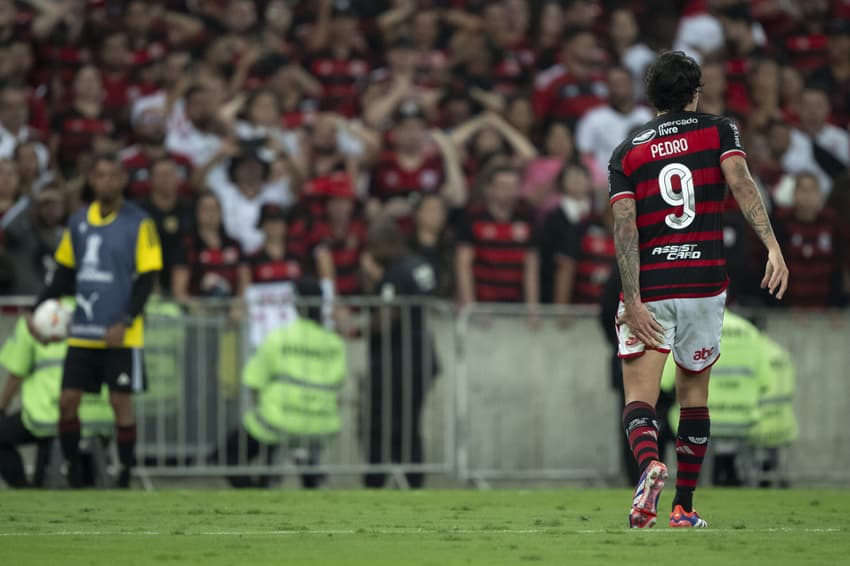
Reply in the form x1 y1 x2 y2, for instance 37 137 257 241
216 279 347 488
29 154 162 488
0 303 114 487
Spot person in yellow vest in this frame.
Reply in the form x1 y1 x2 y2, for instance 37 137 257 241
217 279 346 488
0 304 114 487
661 310 797 485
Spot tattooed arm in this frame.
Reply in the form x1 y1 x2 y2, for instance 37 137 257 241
721 155 789 299
611 198 663 347
612 198 642 304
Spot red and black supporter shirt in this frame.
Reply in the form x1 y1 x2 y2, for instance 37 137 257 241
247 249 303 284
540 206 615 304
120 146 195 201
306 50 371 117
533 68 607 128
369 150 445 203
492 43 536 96
313 219 367 296
458 205 537 303
50 108 115 175
608 112 746 301
774 208 846 308
175 232 244 297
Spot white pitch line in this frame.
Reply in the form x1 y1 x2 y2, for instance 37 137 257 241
0 527 842 537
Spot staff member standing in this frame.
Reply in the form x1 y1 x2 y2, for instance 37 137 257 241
31 154 162 488
361 220 438 488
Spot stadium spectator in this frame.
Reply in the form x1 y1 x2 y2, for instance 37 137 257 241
50 65 116 179
241 203 303 288
606 8 655 98
165 83 225 169
12 142 53 203
0 158 20 221
200 146 292 255
172 192 245 302
305 1 372 117
696 60 727 117
1 183 64 297
96 30 137 124
369 101 466 224
299 113 378 220
232 89 307 184
449 109 537 184
456 165 539 307
522 121 596 213
312 182 366 297
141 158 194 296
773 172 847 308
0 84 47 162
809 20 850 128
534 27 607 129
409 193 454 300
780 87 850 194
361 219 438 489
362 36 440 130
260 53 324 129
575 66 653 178
717 3 769 118
540 164 614 305
121 105 194 202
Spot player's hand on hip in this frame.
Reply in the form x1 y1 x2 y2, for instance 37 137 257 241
618 301 664 349
762 247 789 300
104 322 127 348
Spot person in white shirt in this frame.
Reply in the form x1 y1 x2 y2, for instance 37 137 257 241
575 66 653 175
201 146 291 255
0 85 48 166
165 84 224 168
781 88 850 195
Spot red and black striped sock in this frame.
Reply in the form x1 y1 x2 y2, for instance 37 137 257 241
58 417 83 487
673 406 711 512
116 423 137 469
622 401 660 475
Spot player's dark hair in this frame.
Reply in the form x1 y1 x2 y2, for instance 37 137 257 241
645 51 702 113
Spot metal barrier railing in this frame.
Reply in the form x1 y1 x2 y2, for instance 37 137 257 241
3 295 849 487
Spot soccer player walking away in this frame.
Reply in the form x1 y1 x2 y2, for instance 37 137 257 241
608 52 788 528
30 154 162 488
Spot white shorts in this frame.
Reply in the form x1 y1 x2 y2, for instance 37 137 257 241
616 291 726 373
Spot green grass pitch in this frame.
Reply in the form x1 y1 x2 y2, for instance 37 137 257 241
2 489 847 565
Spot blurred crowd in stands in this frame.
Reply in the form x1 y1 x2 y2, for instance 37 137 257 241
0 0 847 310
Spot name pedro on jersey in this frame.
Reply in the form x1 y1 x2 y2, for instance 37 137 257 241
651 244 702 260
650 137 689 158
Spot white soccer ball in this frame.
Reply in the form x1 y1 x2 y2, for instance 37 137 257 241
32 299 71 340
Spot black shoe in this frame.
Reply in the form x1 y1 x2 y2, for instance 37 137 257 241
66 462 85 489
115 467 132 489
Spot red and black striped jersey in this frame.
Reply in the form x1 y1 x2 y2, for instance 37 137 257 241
608 112 746 302
369 149 445 203
247 250 303 285
313 219 367 296
458 205 537 303
774 208 846 308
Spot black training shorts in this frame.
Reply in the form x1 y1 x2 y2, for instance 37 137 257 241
62 346 147 394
